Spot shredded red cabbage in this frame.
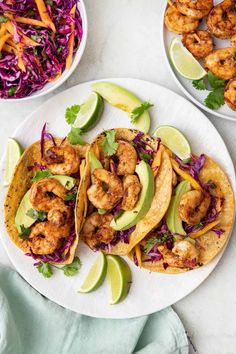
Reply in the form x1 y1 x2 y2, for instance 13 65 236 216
132 132 160 166
175 154 206 185
212 228 225 237
0 0 83 99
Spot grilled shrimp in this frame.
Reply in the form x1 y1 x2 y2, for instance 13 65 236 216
205 48 236 80
30 178 67 211
182 31 213 59
29 222 63 255
172 240 199 265
231 33 236 47
207 0 236 39
179 190 211 225
164 6 199 34
47 203 72 227
121 175 141 211
113 140 137 176
87 169 123 210
176 0 213 19
224 78 236 110
42 145 80 175
81 212 115 249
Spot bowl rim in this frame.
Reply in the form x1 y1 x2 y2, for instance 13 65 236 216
0 0 88 102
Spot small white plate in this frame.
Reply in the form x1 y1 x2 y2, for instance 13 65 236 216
161 0 236 121
0 78 235 318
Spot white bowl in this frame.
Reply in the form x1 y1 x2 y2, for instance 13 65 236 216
1 0 87 102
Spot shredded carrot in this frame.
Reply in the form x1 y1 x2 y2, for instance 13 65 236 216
5 21 39 47
66 4 76 70
134 245 142 267
16 43 26 72
0 33 11 51
48 69 62 82
6 38 17 48
171 158 202 191
0 24 7 37
3 43 17 54
34 0 56 32
151 145 163 178
189 220 220 239
15 16 47 28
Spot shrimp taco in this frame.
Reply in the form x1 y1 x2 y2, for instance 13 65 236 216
76 128 173 255
4 124 87 266
129 153 235 273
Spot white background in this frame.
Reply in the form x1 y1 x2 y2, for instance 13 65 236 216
0 0 236 353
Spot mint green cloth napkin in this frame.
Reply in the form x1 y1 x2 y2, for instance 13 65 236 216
0 265 188 354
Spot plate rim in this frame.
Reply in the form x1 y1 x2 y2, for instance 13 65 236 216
161 2 236 122
1 78 235 318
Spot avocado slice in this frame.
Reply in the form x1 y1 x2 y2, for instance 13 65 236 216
110 161 154 231
166 181 191 235
89 151 102 172
15 175 77 232
92 82 151 134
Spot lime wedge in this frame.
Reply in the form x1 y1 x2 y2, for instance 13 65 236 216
154 125 191 160
106 255 131 305
79 252 107 293
4 138 23 187
169 38 207 80
73 92 104 131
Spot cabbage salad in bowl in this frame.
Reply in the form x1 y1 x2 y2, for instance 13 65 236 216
0 0 83 99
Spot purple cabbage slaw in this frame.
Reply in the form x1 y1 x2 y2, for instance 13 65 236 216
0 0 83 99
132 132 160 166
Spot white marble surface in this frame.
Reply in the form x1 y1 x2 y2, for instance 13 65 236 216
0 0 235 353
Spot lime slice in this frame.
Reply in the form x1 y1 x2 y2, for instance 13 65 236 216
169 38 207 80
73 92 104 131
153 125 191 160
79 252 107 293
106 255 131 305
4 138 23 187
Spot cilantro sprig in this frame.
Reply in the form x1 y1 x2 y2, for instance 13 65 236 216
65 104 86 145
26 209 48 221
36 256 82 278
131 101 154 123
19 225 31 240
31 169 52 182
144 234 168 254
192 72 227 110
101 130 118 156
65 104 80 124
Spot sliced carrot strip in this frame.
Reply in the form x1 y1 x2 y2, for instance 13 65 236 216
6 39 17 48
66 4 76 70
0 33 11 51
134 245 142 267
34 0 56 32
16 43 26 72
0 24 7 37
5 21 38 46
171 158 202 191
151 145 163 178
15 16 47 28
189 220 220 239
3 43 17 54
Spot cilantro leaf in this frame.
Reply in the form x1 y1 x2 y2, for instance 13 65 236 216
37 262 53 278
62 256 82 276
207 72 226 89
204 87 225 110
26 209 47 221
131 101 154 123
65 193 77 201
192 78 206 91
67 127 86 145
101 130 118 156
98 208 107 215
31 169 52 182
65 104 80 125
144 235 168 254
19 225 31 240
8 87 17 97
139 153 152 163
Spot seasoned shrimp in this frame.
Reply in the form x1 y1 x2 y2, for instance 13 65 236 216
81 212 115 249
30 178 67 211
48 203 72 227
205 48 236 80
87 169 123 210
42 145 80 175
113 140 137 176
164 6 199 34
224 78 236 110
121 175 141 211
179 190 211 225
207 0 236 39
231 33 236 47
29 222 63 255
172 171 177 187
182 31 213 59
172 240 199 264
176 0 213 19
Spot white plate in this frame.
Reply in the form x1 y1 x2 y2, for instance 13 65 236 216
161 1 236 121
0 78 235 319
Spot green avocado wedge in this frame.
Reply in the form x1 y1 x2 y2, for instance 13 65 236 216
15 175 77 232
111 161 154 231
92 81 151 133
166 181 191 235
89 151 102 172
